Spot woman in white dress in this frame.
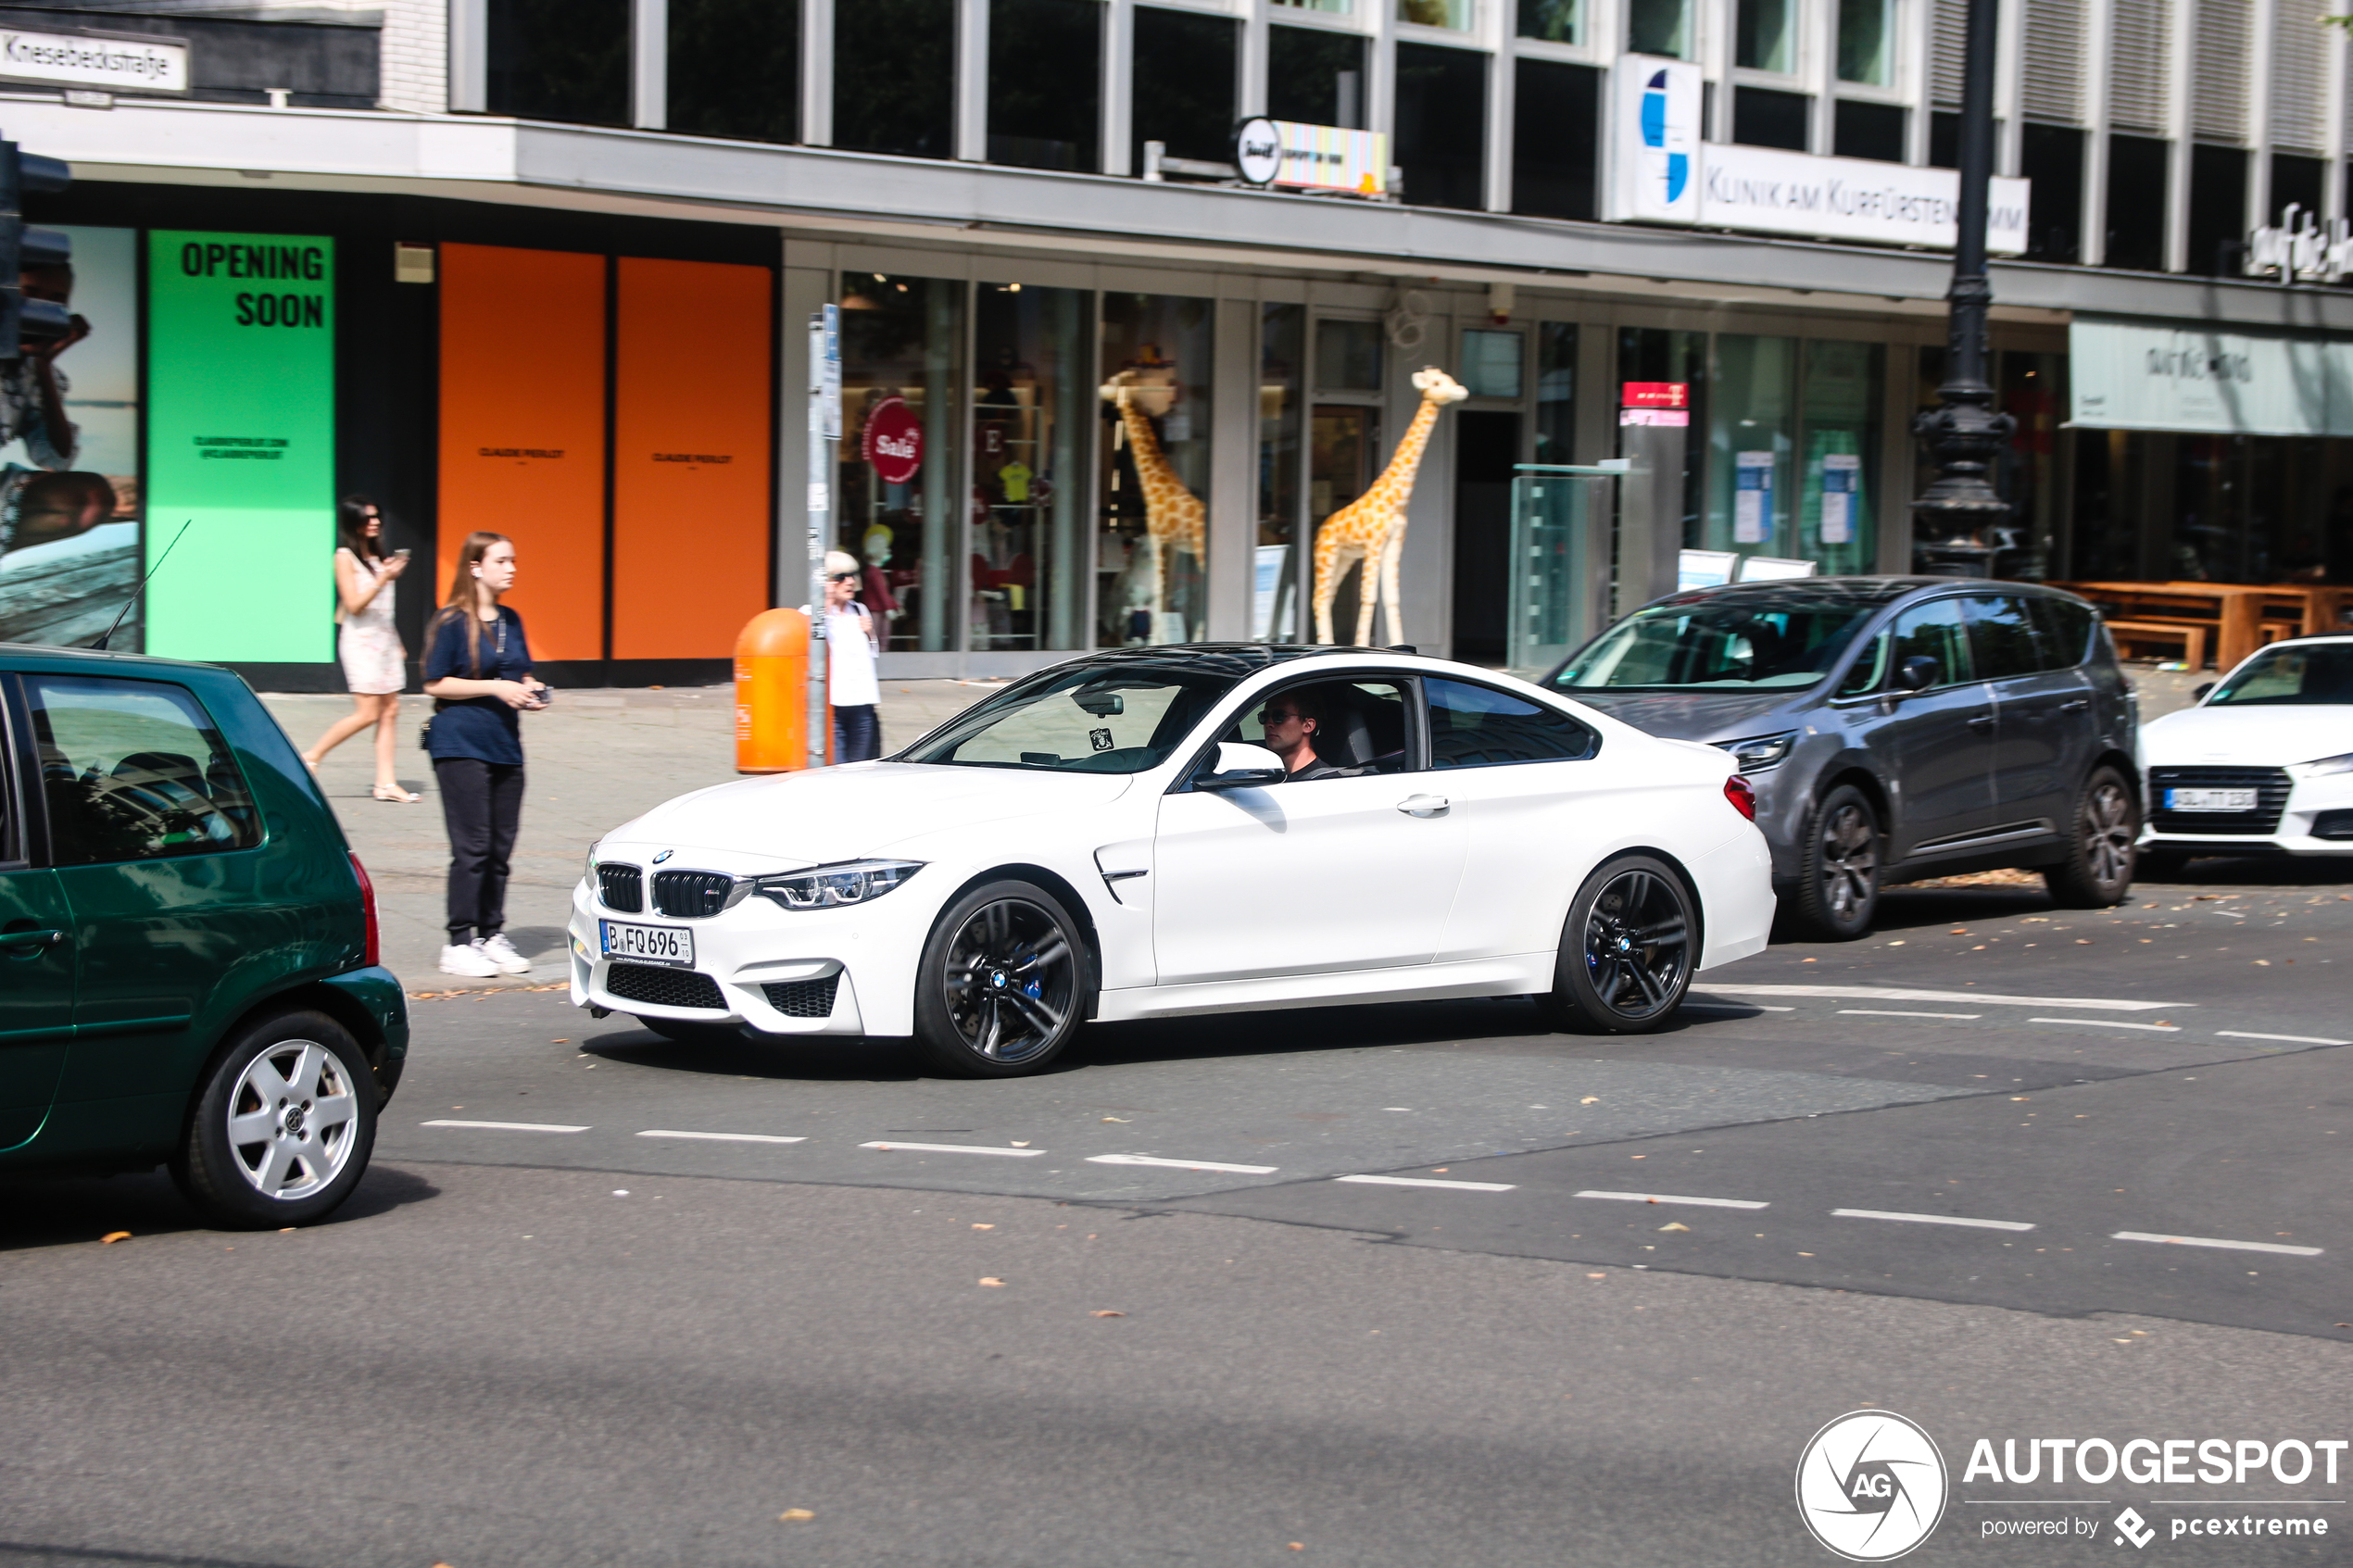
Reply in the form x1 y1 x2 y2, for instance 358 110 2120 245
302 496 419 801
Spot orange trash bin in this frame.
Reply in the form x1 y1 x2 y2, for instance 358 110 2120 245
735 608 814 772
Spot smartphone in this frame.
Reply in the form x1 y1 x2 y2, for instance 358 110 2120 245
394 547 412 558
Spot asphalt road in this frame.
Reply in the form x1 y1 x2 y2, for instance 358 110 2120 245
5 862 2349 1567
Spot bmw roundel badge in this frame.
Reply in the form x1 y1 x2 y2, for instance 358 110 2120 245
652 849 673 864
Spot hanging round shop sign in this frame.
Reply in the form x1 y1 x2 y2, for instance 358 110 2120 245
1234 117 1281 187
861 395 924 484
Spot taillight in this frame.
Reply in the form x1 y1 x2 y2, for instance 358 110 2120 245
350 851 380 968
1723 773 1757 821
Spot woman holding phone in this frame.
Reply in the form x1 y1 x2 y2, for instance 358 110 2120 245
422 531 547 978
303 495 418 800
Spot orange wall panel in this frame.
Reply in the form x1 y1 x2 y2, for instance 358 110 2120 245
611 257 774 659
437 244 608 662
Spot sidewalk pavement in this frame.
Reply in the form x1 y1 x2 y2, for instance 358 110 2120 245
258 680 997 995
261 663 2201 998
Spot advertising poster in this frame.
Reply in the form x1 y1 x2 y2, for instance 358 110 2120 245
145 230 336 662
0 224 142 647
1732 450 1775 544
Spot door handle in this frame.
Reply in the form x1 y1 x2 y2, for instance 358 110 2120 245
1396 796 1450 818
2058 699 2089 712
0 928 67 950
1966 714 1996 732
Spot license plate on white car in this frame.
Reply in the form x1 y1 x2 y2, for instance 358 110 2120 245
600 920 694 966
2166 787 2259 812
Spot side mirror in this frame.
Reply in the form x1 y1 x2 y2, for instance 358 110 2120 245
1894 656 1940 693
1195 742 1286 791
2193 683 2215 701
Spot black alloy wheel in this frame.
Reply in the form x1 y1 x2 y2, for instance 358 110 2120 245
1536 854 1695 1035
913 880 1088 1076
1794 784 1881 940
2045 766 2140 908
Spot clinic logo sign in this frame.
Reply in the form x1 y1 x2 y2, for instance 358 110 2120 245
1796 1411 1949 1561
1605 56 1701 224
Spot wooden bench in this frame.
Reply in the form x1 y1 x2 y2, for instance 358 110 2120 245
2104 619 2209 669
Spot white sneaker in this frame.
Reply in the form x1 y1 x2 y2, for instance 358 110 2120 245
439 942 501 978
474 933 532 975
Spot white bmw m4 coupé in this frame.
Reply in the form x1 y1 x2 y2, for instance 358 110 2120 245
570 645 1776 1076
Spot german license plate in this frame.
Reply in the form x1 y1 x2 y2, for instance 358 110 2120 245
2166 787 2259 812
600 920 694 966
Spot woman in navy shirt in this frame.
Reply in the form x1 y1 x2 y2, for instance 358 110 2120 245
422 531 547 978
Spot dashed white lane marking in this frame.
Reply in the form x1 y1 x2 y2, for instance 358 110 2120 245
638 1129 807 1145
1832 1208 2035 1232
1683 1001 1795 1011
1088 1153 1280 1174
2112 1231 2324 1257
421 1119 589 1133
2217 1030 2352 1047
1710 984 2187 1013
1841 1009 1983 1020
859 1141 1043 1158
1577 1189 1770 1210
1336 1174 1516 1192
2030 1017 2181 1033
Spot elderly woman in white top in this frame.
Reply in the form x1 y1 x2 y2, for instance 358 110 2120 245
302 495 418 801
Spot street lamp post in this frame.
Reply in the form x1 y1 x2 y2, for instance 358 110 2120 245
1910 0 2012 577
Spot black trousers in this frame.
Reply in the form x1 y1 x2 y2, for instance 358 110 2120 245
434 757 524 941
833 703 881 763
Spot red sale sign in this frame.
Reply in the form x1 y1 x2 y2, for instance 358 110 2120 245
861 395 924 484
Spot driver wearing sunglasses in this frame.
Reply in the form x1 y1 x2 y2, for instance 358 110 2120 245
1257 689 1360 782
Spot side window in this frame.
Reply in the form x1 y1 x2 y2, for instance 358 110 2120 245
2026 596 2094 670
1888 598 1974 689
1218 680 1414 775
1962 594 2044 681
1425 678 1598 769
25 676 259 866
1835 629 1891 696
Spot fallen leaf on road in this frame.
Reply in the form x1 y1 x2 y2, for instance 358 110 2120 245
1090 1310 1125 1318
1101 1117 1130 1123
972 1223 994 1230
1011 1141 1030 1148
100 1232 130 1244
778 1509 815 1522
1658 1223 1690 1233
1289 1546 1304 1552
1581 1096 1600 1104
979 1277 1005 1287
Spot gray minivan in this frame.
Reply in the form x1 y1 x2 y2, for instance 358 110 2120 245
1540 578 2139 939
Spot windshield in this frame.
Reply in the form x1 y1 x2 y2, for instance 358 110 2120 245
1550 596 1882 692
899 662 1237 771
2207 643 2353 707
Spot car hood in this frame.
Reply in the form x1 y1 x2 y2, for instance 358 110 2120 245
1555 686 1815 743
2142 705 2353 767
601 763 1136 866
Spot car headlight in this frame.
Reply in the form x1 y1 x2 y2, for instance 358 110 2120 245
583 843 600 883
749 859 925 909
2291 751 2353 778
1721 732 1798 774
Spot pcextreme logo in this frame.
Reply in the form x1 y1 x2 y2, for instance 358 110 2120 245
1795 1411 1950 1562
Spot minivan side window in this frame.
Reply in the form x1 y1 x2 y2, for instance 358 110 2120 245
1835 630 1891 696
1425 679 1598 768
1887 598 1974 689
2026 596 2094 670
1962 595 2044 681
26 676 259 866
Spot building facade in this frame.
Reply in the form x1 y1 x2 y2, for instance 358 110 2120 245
3 0 2349 686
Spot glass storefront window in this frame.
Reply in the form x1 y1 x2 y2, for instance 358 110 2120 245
1617 326 1707 549
1462 330 1525 399
1518 0 1581 43
1133 7 1237 168
1796 339 1882 576
1100 293 1214 646
1401 0 1474 25
668 0 800 144
989 0 1102 171
1737 0 1794 73
839 274 963 652
1270 25 1366 127
1310 406 1381 641
1837 0 1895 84
1628 0 1691 57
1275 0 1353 10
975 282 1092 651
1705 333 1796 563
487 0 629 124
835 0 954 158
1317 319 1383 393
1258 304 1306 641
1534 322 1577 466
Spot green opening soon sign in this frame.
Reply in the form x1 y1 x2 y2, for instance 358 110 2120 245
145 232 335 663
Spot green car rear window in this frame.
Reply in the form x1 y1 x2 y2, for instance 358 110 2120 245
26 674 261 865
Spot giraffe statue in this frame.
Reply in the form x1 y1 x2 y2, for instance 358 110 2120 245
1313 367 1467 646
1100 368 1206 637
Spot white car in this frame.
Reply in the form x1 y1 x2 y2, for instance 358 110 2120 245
2138 633 2353 874
568 646 1776 1076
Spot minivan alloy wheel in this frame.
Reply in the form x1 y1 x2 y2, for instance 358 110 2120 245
1818 802 1878 921
2080 779 2134 887
226 1038 360 1200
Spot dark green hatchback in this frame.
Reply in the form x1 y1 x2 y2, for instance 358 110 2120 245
0 645 406 1226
